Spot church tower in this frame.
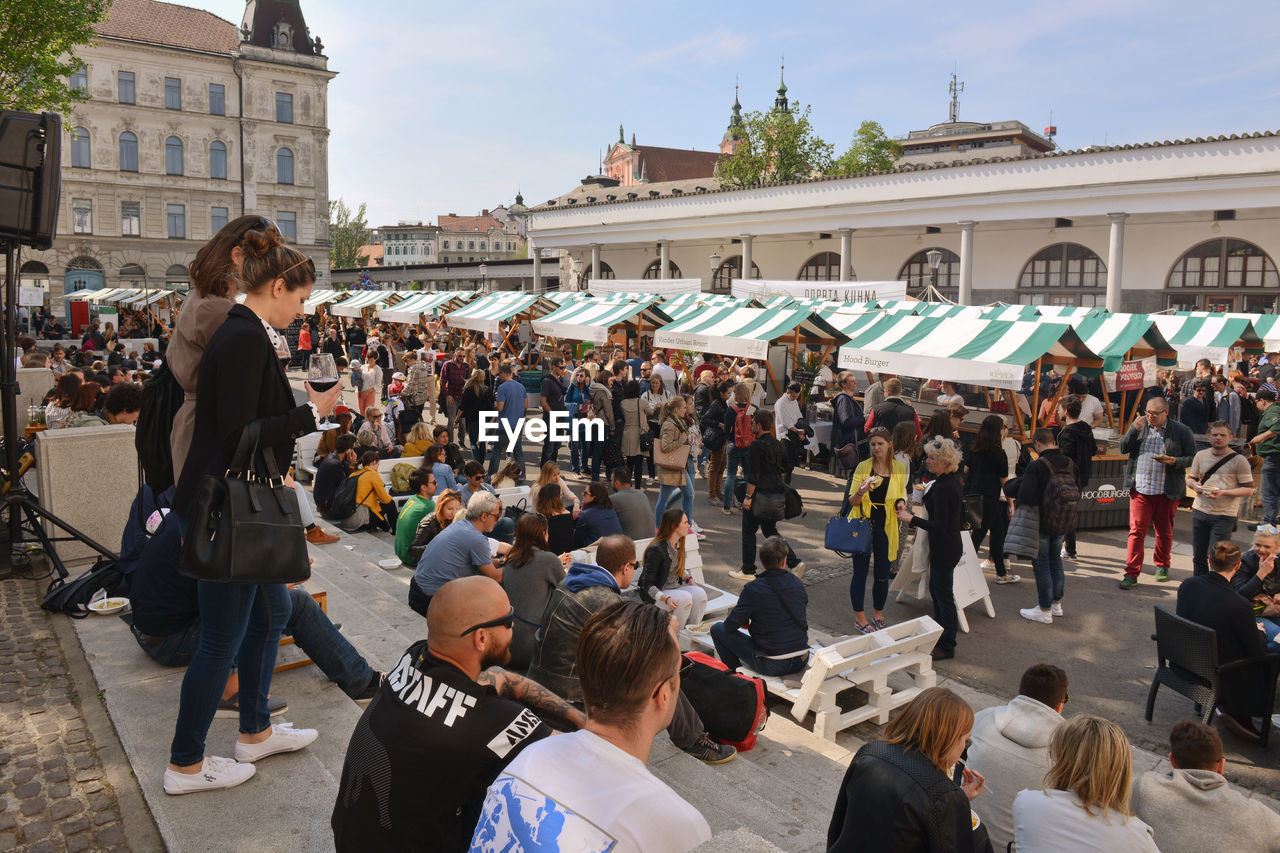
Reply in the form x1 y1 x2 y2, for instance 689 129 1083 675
720 84 745 155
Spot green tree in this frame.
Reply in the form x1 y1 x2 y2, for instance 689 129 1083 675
0 0 109 114
328 198 369 270
714 103 834 188
832 121 903 175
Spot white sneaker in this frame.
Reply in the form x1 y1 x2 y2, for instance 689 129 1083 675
791 561 806 580
163 755 255 795
689 521 704 534
979 559 994 571
1050 602 1063 617
727 570 755 581
994 574 1021 585
1020 607 1053 624
233 722 318 763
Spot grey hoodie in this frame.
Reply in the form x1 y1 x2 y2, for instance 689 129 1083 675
964 695 1063 852
1133 767 1280 853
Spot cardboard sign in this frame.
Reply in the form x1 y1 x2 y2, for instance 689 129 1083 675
1114 360 1146 392
18 286 45 307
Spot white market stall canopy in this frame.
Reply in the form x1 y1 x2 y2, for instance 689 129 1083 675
837 315 1103 390
444 293 558 335
653 306 847 360
100 289 147 305
329 290 396 318
378 290 477 324
67 288 127 303
532 298 671 345
1150 314 1263 368
304 290 343 311
122 291 173 308
588 278 702 298
730 279 908 303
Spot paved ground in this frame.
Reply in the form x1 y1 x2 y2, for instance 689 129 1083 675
0 570 162 852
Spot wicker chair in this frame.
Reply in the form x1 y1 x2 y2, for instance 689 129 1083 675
1146 605 1280 747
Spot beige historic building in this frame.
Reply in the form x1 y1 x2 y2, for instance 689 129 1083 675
19 0 335 301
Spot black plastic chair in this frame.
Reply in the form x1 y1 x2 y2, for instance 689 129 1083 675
1146 605 1280 747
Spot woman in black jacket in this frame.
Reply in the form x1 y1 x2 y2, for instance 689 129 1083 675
828 687 990 853
898 437 965 660
164 227 340 795
458 369 493 465
964 416 1016 584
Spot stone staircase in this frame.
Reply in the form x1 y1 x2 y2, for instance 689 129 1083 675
72 526 855 853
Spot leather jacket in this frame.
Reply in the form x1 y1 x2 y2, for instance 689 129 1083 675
526 570 621 703
828 741 987 853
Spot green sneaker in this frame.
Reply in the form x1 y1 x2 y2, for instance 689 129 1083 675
1155 567 1170 582
1119 576 1138 590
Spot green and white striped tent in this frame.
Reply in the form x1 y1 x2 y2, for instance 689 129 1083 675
653 307 847 360
1068 313 1177 374
532 297 672 344
377 290 477 324
444 292 558 334
1150 313 1263 368
99 289 146 305
910 302 985 320
1035 305 1103 322
329 290 398 318
837 314 1102 390
660 293 745 310
1168 311 1280 353
121 291 173 308
303 289 344 311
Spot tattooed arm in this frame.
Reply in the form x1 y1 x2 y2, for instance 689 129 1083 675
477 667 587 731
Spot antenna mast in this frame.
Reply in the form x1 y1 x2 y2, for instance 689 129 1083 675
948 71 964 123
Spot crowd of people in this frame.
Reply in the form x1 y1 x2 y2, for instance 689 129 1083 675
38 211 1280 849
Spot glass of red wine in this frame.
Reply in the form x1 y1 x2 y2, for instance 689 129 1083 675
307 352 340 395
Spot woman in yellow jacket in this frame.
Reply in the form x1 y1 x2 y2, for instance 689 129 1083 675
846 426 908 633
340 450 397 533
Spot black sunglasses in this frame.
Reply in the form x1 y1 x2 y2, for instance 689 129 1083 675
460 608 515 637
653 659 694 698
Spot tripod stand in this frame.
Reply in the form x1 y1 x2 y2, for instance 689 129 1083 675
1 239 118 581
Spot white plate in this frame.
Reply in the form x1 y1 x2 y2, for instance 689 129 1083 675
378 558 401 569
88 596 129 615
316 423 340 431
686 622 713 635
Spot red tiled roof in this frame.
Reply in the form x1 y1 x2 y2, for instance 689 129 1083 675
635 145 721 182
438 215 502 233
95 0 239 55
357 244 383 266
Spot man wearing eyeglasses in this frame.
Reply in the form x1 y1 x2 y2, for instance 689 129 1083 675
474 600 712 851
333 576 583 853
1119 397 1196 589
409 492 509 616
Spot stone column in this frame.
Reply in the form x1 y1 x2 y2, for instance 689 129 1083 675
659 241 670 280
1106 213 1128 313
839 229 853 281
531 243 541 292
590 244 601 281
957 221 976 305
741 235 754 280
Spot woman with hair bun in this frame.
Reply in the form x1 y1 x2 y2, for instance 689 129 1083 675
162 225 342 795
898 436 965 660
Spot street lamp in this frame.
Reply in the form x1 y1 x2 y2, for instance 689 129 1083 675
926 248 943 297
570 255 585 291
479 263 488 292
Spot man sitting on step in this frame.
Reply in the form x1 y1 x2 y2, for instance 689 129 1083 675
527 535 736 765
332 576 584 852
710 536 810 678
127 513 382 710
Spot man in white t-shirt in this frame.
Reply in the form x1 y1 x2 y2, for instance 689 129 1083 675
650 350 679 396
472 600 712 853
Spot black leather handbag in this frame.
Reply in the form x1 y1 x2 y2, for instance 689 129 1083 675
180 421 310 585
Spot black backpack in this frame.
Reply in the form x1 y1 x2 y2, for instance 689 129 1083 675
328 473 360 520
1042 459 1081 536
43 559 128 618
135 361 185 490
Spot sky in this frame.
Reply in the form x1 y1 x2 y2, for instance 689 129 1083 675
201 0 1280 229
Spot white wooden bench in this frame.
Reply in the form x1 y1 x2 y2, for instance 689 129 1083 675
570 532 740 620
494 486 530 510
295 432 322 483
377 455 424 509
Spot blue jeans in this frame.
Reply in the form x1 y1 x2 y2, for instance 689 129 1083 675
851 521 890 613
540 412 563 466
1262 456 1280 525
170 578 291 766
710 622 808 676
488 516 515 545
1031 533 1065 611
1191 509 1236 576
1262 617 1280 652
284 587 373 698
722 446 750 508
586 427 609 481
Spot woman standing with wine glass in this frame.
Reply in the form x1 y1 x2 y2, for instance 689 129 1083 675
163 227 341 795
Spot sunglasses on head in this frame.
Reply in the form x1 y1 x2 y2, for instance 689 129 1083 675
459 608 515 636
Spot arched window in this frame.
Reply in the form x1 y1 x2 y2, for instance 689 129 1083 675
165 136 184 176
1166 238 1279 313
119 131 138 172
643 259 682 279
798 252 845 281
1018 243 1106 290
209 140 227 180
70 127 91 168
165 264 190 292
586 261 615 281
20 261 50 291
277 147 294 184
711 256 761 294
898 248 960 295
119 264 146 288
